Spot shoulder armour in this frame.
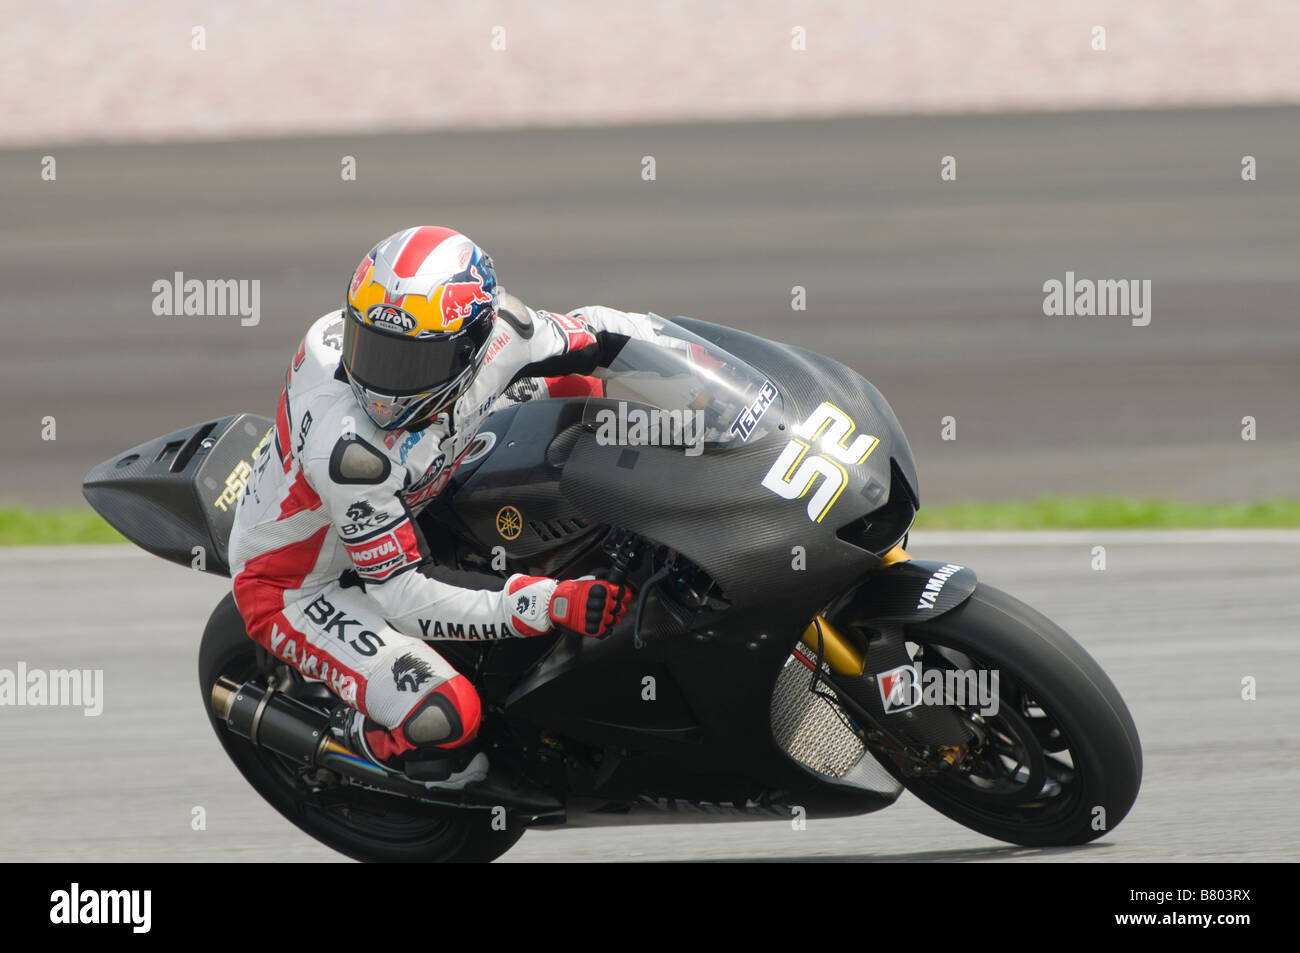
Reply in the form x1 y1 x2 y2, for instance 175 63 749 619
495 290 534 340
328 435 392 485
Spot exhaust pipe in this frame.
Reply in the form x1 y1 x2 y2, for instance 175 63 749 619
211 676 340 766
211 676 395 781
210 677 566 814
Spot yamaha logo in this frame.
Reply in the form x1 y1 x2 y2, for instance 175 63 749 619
496 505 522 540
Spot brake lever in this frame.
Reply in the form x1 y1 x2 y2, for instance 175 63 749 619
601 530 649 645
631 563 671 649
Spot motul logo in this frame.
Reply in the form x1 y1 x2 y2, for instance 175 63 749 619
344 533 403 568
342 521 417 581
353 539 397 563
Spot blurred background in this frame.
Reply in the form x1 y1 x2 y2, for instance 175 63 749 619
2 0 1299 867
2 0 1297 512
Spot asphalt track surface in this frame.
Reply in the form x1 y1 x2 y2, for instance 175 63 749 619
2 107 1299 508
2 531 1296 863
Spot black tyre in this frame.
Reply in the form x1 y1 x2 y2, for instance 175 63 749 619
198 593 526 862
842 584 1142 847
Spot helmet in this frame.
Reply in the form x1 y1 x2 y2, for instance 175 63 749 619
342 226 498 430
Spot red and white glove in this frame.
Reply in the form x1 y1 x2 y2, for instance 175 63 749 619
505 574 633 638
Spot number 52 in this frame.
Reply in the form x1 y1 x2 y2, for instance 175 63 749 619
760 402 879 523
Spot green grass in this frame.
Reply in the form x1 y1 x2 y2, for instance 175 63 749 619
1 497 1299 545
0 508 127 546
911 497 1300 531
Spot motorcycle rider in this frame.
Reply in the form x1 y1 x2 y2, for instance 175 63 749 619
228 225 645 788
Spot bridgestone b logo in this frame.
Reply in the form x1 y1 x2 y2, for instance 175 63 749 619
876 662 1000 716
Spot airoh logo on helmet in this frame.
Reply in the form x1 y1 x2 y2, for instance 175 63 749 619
365 304 417 334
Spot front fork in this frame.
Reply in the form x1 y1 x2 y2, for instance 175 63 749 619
795 545 977 772
797 544 911 675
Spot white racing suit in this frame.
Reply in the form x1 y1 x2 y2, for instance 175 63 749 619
228 292 655 762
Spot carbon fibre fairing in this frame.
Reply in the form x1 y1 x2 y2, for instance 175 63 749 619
445 315 919 611
82 414 274 576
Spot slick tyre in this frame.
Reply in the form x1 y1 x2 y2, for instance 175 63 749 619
847 583 1142 847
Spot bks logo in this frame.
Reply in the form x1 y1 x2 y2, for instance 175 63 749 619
340 499 390 537
392 653 435 692
303 595 386 657
513 594 543 622
346 500 375 523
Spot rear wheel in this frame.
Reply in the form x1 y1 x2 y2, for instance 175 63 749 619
839 584 1141 846
198 593 525 862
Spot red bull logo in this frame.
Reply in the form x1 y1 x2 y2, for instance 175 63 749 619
436 264 493 329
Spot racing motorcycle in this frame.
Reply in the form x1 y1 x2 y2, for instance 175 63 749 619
82 315 1142 862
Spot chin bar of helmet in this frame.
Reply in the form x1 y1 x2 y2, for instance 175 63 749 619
347 342 489 430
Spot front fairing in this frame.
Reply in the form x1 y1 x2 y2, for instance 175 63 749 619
561 315 918 609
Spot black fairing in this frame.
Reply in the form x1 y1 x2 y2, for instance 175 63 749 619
444 317 919 612
675 315 920 511
82 414 273 576
832 559 978 626
423 316 922 816
424 400 598 560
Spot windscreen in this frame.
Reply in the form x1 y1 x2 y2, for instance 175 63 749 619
594 314 784 453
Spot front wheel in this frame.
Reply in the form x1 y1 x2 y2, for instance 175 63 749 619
841 584 1142 847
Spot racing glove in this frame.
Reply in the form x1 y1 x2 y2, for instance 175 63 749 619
505 574 633 638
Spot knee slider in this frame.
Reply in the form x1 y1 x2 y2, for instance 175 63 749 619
401 676 481 748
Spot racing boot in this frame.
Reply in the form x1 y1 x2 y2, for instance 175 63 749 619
328 706 488 791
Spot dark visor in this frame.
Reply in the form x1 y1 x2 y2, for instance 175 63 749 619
343 315 492 396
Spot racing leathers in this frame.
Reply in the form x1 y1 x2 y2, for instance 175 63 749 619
227 292 653 764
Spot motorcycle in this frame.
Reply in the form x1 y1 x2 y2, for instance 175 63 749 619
82 314 1141 861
